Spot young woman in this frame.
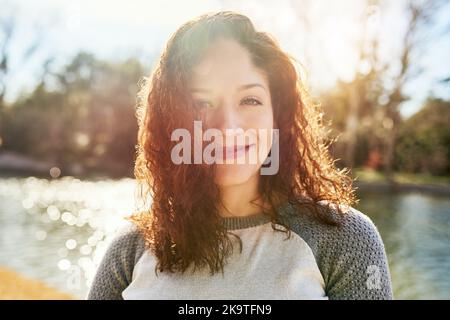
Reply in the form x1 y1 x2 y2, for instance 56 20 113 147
88 11 393 300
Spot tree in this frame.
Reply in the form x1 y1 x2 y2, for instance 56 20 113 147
0 4 44 149
395 98 450 175
320 0 448 178
381 0 448 180
5 52 146 176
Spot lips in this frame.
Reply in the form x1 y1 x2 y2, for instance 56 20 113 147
221 144 255 160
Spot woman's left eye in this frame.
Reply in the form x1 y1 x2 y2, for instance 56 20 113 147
240 97 262 106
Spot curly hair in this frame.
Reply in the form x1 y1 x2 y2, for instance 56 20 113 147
129 11 357 275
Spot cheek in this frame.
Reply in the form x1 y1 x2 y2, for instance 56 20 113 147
250 105 274 150
246 104 273 128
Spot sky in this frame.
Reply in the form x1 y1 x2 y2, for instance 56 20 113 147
2 0 450 118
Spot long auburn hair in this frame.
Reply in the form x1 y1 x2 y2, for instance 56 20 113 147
129 11 356 275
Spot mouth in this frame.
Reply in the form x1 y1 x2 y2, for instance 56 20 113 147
222 144 255 160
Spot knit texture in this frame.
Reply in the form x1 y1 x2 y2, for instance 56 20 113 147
278 203 393 299
87 202 393 300
87 224 146 300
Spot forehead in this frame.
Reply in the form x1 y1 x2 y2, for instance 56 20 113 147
190 38 268 90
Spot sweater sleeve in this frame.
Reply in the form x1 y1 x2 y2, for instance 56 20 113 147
323 208 393 300
86 223 145 300
284 205 393 300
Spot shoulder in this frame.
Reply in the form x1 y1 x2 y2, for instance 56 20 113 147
108 222 146 254
87 221 146 300
326 205 384 250
103 221 147 267
278 201 393 299
278 201 382 249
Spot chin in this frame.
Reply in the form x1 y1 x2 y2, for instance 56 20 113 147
214 164 260 187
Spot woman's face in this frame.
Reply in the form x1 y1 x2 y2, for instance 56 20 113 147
189 38 274 187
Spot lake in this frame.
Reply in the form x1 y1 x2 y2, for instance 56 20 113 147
0 177 449 299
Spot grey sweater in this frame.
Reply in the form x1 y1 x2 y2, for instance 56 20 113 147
87 202 393 300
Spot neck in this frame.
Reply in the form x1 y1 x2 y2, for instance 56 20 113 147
219 173 265 218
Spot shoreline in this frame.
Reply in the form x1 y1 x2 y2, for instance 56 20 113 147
0 168 449 197
0 267 76 300
354 180 450 197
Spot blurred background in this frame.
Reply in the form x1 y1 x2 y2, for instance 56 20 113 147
0 0 449 299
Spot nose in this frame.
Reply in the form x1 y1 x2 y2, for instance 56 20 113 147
215 99 240 134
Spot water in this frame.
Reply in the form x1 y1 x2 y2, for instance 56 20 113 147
357 190 450 299
0 177 136 298
0 177 449 299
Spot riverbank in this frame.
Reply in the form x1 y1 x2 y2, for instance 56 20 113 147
353 168 450 196
0 151 133 179
1 164 449 196
0 267 75 300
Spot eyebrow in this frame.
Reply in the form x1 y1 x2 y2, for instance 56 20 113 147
190 83 268 93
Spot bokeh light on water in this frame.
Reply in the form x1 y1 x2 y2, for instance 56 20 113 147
0 176 137 298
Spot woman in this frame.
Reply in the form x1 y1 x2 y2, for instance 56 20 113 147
88 11 393 300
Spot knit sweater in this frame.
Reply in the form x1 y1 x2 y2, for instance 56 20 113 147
87 202 393 300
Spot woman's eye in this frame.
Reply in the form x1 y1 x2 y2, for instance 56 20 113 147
241 97 262 106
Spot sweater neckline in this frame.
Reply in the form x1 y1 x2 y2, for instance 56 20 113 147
220 212 272 230
220 201 289 230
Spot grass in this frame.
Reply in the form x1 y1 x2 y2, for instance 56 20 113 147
0 267 75 300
